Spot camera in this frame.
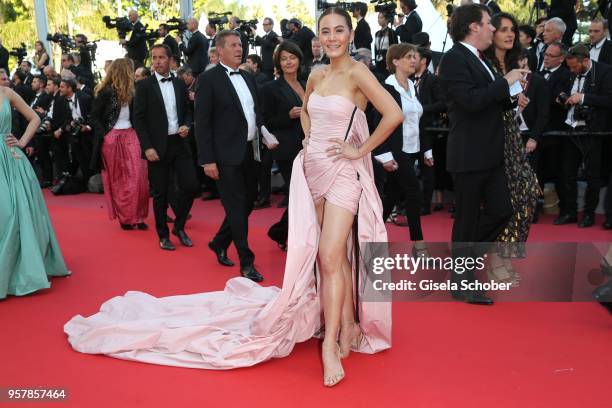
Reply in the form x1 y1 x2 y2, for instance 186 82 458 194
573 105 592 122
166 17 188 35
208 12 231 27
145 29 160 46
317 1 356 12
64 117 87 143
35 112 51 135
558 92 569 105
47 32 76 52
236 18 259 40
372 0 397 20
102 16 133 39
9 43 28 63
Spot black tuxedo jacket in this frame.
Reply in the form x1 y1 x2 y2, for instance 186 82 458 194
431 51 443 73
31 92 52 111
396 11 422 44
521 73 550 142
595 39 612 66
79 47 92 74
416 70 446 151
180 31 209 75
290 27 316 66
354 19 372 50
61 91 92 126
543 65 572 131
14 83 35 105
195 64 263 166
49 92 68 131
438 43 510 172
254 31 280 75
133 74 192 159
260 76 305 161
163 35 181 63
126 21 148 62
566 60 612 132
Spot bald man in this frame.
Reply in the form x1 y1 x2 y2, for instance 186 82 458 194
121 10 148 66
178 17 209 76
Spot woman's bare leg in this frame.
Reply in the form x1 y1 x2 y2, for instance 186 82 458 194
339 253 361 358
317 200 356 386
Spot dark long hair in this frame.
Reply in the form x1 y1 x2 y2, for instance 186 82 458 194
485 12 522 73
318 7 353 31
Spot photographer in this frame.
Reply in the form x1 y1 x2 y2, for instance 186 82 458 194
61 54 85 81
159 24 180 64
19 61 33 86
121 10 148 67
75 34 93 75
557 44 612 228
287 18 315 67
395 0 422 44
352 2 372 51
178 18 209 76
252 17 280 80
0 38 8 72
229 16 250 63
374 12 398 75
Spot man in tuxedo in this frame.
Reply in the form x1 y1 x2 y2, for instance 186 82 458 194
205 23 217 50
121 10 148 66
396 0 422 44
158 24 180 64
479 0 501 15
134 44 198 250
557 45 612 228
179 18 209 76
252 17 280 80
438 4 526 304
538 18 566 72
412 32 443 73
74 34 93 76
288 19 316 67
12 69 35 105
539 41 572 219
352 2 372 50
195 30 264 282
589 19 612 66
548 0 577 46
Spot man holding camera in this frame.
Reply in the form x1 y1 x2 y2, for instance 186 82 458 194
556 44 612 228
158 24 180 65
287 18 315 67
395 0 422 44
121 10 148 67
178 18 209 77
74 34 93 75
252 17 279 81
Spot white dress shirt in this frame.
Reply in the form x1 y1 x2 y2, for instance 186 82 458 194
542 64 561 81
565 64 592 128
154 72 180 135
460 41 495 80
113 104 131 129
374 74 425 163
590 38 606 62
219 61 257 141
66 94 82 121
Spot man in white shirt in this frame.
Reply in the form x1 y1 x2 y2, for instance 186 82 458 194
589 18 612 65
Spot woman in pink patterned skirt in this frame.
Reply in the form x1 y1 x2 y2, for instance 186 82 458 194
90 58 149 230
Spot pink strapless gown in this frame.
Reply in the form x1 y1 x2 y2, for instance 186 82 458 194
64 94 392 370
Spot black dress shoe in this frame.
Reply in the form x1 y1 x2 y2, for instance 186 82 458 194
603 217 612 230
159 238 176 251
240 265 264 282
593 280 612 314
451 290 494 305
254 198 271 209
136 223 148 230
172 229 193 247
208 241 234 267
578 213 595 228
553 213 578 225
120 223 135 230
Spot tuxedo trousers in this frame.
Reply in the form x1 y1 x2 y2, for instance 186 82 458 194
148 135 198 239
212 143 258 268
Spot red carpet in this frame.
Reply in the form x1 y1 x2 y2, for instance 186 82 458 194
0 191 610 407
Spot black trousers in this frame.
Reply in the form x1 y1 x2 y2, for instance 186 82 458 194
528 136 565 213
73 133 94 186
36 134 54 183
257 146 272 200
148 136 198 239
420 151 435 210
561 133 603 217
381 152 424 242
51 134 71 176
212 144 258 267
451 165 513 280
267 159 294 244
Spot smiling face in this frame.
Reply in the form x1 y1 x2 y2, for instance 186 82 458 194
493 17 516 52
318 13 353 60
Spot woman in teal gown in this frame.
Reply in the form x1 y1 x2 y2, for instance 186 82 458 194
0 84 70 299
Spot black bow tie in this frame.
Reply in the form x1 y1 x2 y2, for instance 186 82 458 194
160 76 173 83
541 69 551 75
229 71 241 76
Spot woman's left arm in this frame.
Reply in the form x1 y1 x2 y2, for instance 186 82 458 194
6 87 40 148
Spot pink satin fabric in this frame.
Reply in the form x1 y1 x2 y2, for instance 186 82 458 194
64 96 392 369
304 93 363 215
101 128 149 224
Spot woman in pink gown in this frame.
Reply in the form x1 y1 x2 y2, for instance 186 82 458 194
64 8 403 387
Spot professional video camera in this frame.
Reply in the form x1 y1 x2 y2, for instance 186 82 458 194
166 17 188 35
317 1 356 12
35 112 51 135
236 18 259 42
102 16 133 39
372 0 397 20
46 33 76 53
145 29 160 46
208 12 232 27
9 43 28 63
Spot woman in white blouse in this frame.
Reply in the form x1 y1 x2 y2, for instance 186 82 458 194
374 43 428 255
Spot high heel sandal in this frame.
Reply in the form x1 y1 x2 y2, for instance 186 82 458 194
322 342 345 387
488 264 520 287
339 322 365 359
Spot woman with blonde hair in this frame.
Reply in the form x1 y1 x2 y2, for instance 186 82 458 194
90 58 149 230
33 41 50 71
